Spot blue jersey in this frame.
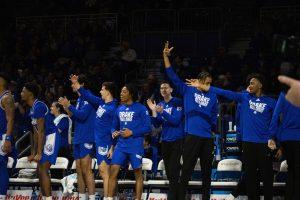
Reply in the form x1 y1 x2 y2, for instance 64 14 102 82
166 67 218 138
69 95 96 144
269 92 300 142
111 102 151 153
29 100 56 136
78 87 118 145
210 87 276 143
151 97 185 142
0 91 9 137
54 115 71 148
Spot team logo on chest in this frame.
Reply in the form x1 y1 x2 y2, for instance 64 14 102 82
249 99 267 114
119 111 134 125
96 106 106 118
164 107 172 115
194 93 210 107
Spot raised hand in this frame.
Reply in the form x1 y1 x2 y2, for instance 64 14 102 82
69 74 79 84
163 41 174 57
186 79 210 92
147 99 156 111
278 75 300 106
186 79 200 87
58 97 71 108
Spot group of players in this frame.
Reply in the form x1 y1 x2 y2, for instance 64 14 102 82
0 42 300 200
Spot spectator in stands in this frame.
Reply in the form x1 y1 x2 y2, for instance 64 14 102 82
163 42 218 200
188 73 276 200
147 80 185 200
139 74 160 106
0 73 15 199
21 82 60 200
58 75 96 200
115 40 138 84
70 75 118 200
108 84 151 200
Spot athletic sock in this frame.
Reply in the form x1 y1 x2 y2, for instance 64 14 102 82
88 194 95 200
79 193 87 200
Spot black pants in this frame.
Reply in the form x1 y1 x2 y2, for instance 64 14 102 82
282 141 300 200
178 134 214 200
242 142 273 200
161 139 183 200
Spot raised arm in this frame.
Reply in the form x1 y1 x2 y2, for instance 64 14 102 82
68 101 93 121
78 87 103 108
163 41 187 95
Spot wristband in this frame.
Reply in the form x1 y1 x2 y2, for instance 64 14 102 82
5 135 12 142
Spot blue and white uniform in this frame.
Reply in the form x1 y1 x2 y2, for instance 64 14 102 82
29 99 60 165
0 91 10 195
53 114 72 149
78 87 118 165
69 95 96 160
209 87 276 143
166 67 218 137
111 102 151 169
151 97 185 142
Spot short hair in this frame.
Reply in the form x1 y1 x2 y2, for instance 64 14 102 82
0 73 10 88
246 73 266 87
160 80 172 87
53 101 67 115
24 82 40 98
102 82 117 98
197 71 212 81
124 83 138 102
77 74 89 88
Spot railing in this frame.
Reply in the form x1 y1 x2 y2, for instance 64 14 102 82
15 131 32 158
130 31 220 58
260 6 300 23
131 8 223 33
16 13 119 41
178 8 223 32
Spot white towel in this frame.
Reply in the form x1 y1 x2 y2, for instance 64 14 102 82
54 114 73 144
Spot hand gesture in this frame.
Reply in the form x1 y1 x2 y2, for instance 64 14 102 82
268 139 276 150
278 75 300 106
33 154 42 163
112 131 120 139
186 79 210 92
147 99 156 111
155 105 164 113
28 154 35 162
120 128 133 138
58 97 71 108
2 140 12 153
70 74 79 84
163 41 174 57
107 146 114 159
